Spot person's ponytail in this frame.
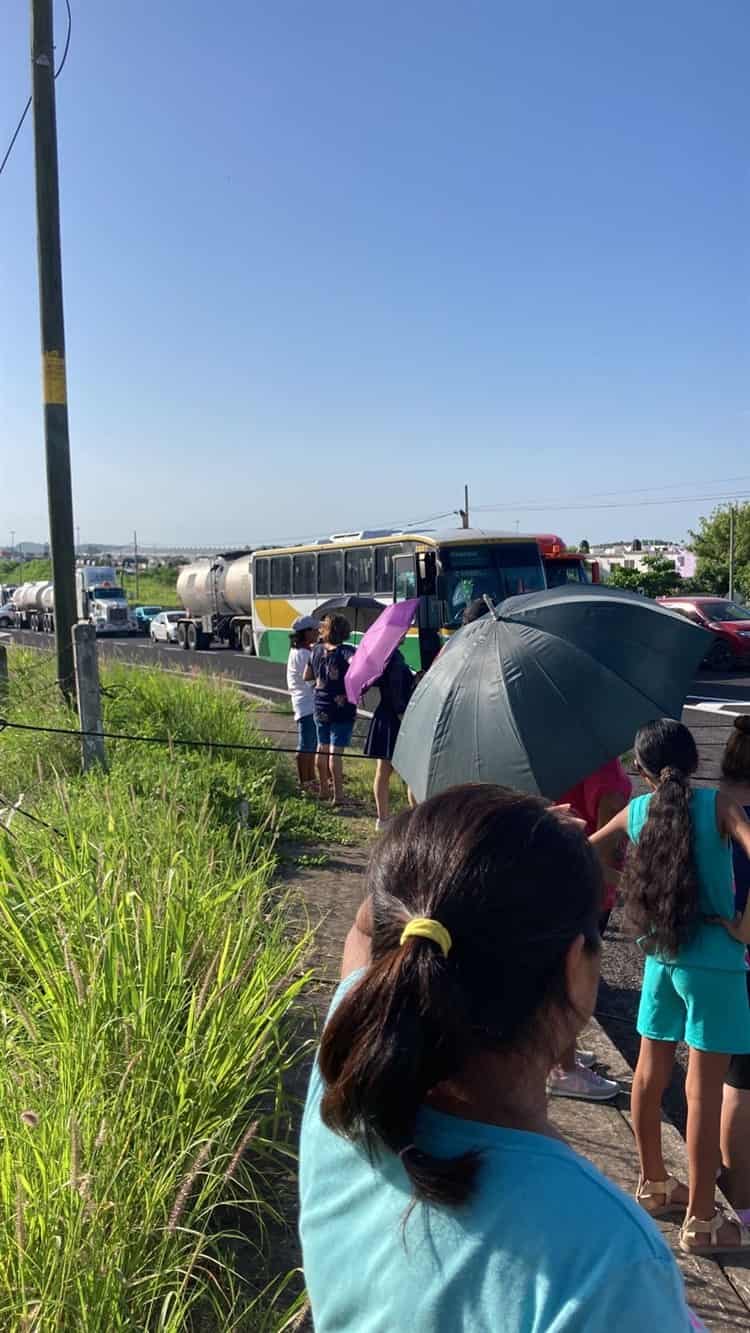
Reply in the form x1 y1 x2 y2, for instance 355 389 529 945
320 937 480 1207
623 722 700 958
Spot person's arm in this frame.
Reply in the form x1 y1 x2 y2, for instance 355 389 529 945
303 648 316 684
341 896 373 978
595 791 629 880
589 804 631 871
716 794 750 943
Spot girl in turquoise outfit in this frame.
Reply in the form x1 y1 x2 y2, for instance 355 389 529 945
592 719 750 1258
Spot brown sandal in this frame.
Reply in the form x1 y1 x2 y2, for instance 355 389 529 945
680 1209 750 1256
635 1175 688 1219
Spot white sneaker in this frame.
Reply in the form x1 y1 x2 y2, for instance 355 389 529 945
548 1064 619 1101
576 1048 596 1068
375 817 390 833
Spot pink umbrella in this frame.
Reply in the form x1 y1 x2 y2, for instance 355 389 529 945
345 598 420 705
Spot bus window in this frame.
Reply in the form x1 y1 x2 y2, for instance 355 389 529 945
375 544 402 594
270 556 291 596
544 558 589 587
318 549 344 594
394 554 417 602
345 546 374 594
439 542 544 625
293 552 316 596
254 558 269 596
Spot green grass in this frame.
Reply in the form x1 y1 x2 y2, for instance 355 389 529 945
120 566 179 607
0 558 53 584
0 650 326 1330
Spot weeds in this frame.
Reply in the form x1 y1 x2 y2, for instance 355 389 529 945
0 649 317 1329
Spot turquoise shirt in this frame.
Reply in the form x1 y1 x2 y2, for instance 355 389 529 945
628 787 745 971
299 974 693 1333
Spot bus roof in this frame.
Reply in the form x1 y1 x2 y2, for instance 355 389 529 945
253 527 541 559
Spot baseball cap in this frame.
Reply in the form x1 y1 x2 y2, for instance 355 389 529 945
291 615 319 632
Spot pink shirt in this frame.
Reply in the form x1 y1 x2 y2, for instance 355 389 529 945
561 759 632 911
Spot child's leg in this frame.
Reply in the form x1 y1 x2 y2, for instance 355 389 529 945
330 748 344 803
373 760 392 821
686 1047 731 1219
632 1036 678 1183
316 747 331 799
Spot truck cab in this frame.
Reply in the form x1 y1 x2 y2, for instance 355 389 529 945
76 567 136 635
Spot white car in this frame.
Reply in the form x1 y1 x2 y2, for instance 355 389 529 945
0 602 15 628
150 611 182 644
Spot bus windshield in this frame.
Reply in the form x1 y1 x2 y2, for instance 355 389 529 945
544 557 590 588
439 542 545 625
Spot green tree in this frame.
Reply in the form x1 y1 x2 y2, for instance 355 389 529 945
689 503 750 600
606 554 683 598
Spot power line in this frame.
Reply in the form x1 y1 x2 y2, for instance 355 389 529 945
473 474 750 513
0 716 379 761
0 0 71 180
474 490 750 516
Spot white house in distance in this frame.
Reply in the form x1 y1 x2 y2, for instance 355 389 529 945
591 541 697 580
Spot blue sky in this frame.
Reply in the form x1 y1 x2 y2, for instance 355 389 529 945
1 0 748 549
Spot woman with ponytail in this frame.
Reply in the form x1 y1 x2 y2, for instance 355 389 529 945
592 719 750 1258
300 785 696 1331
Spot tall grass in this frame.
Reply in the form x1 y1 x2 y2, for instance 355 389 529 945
0 650 320 1330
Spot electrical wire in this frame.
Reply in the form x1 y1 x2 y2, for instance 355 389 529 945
0 0 72 180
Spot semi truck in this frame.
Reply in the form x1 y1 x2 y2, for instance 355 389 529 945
13 566 136 635
175 550 255 651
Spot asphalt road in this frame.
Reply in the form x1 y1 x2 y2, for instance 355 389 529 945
5 626 750 1125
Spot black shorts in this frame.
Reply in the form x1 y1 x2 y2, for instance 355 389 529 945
726 972 750 1091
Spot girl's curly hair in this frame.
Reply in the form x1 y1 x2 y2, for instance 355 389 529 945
622 719 700 959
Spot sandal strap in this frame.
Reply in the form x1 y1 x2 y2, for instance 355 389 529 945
637 1175 680 1203
682 1209 750 1246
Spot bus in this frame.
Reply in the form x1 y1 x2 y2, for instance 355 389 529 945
250 527 546 670
536 535 600 587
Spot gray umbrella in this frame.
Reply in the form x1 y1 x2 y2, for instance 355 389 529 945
392 584 710 802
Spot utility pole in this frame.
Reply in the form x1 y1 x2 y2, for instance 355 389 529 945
10 531 15 554
729 505 736 602
458 484 470 529
31 0 77 697
134 530 140 601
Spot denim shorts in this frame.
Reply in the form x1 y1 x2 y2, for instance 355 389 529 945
315 719 354 750
296 714 317 754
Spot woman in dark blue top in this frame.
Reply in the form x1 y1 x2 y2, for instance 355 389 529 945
720 715 750 1216
304 614 356 805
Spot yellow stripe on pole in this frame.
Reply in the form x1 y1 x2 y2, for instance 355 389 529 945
43 350 67 404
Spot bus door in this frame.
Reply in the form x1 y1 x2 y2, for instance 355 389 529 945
393 551 440 670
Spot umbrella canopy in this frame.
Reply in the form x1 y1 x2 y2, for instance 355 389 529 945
392 584 710 803
313 595 384 616
345 598 420 704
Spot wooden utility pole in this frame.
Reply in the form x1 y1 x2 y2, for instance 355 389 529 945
459 484 470 529
73 624 106 770
134 530 140 600
31 0 77 698
729 506 736 602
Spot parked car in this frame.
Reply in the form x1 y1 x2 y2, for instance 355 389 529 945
134 604 162 634
0 601 15 628
657 596 750 671
150 611 182 644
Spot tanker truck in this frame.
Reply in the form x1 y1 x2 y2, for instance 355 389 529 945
175 550 255 651
13 566 136 635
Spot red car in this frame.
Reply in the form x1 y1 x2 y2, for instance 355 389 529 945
657 596 750 671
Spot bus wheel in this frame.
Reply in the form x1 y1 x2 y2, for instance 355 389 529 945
241 624 255 654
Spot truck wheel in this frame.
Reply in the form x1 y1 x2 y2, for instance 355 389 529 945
30 613 38 632
241 624 255 654
177 622 188 649
186 622 198 651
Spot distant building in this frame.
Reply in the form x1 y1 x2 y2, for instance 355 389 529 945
591 541 696 580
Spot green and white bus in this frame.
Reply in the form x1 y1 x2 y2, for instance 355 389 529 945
250 527 545 670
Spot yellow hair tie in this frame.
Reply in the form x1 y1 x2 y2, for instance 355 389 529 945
400 917 452 959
